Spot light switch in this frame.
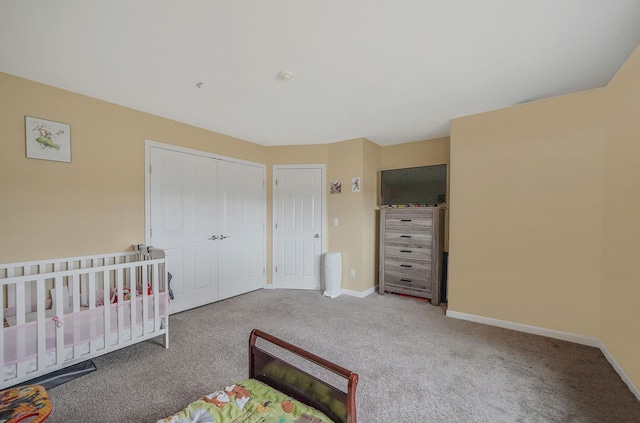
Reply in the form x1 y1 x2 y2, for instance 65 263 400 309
333 218 339 226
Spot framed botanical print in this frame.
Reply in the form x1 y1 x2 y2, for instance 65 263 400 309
25 116 71 163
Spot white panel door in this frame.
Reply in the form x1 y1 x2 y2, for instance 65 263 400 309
273 167 323 290
217 160 265 300
149 147 218 314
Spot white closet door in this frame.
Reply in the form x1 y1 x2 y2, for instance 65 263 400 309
149 147 218 314
217 160 266 300
273 167 324 290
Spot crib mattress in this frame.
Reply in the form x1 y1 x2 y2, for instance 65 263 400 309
157 378 334 423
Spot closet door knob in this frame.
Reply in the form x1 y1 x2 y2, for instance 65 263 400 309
220 235 229 240
208 235 218 241
314 234 320 238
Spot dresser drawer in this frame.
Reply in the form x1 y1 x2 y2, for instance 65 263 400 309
385 217 432 233
385 244 432 261
384 258 431 280
383 274 432 297
384 232 432 247
384 242 431 261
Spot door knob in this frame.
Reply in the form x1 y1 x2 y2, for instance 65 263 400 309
208 235 218 240
220 235 230 239
314 234 320 238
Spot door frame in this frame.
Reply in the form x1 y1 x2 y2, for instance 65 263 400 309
144 139 267 282
271 164 327 290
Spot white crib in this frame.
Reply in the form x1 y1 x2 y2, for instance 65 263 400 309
0 245 169 389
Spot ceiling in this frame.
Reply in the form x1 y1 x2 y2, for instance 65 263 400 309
2 1 640 147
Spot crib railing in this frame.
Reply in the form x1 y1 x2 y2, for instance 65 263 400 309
0 245 169 389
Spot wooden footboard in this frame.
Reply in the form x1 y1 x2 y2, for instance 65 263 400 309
249 329 358 423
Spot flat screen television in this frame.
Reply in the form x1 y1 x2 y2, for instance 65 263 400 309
380 164 447 206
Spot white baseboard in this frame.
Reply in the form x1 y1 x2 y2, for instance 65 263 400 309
263 284 378 297
446 309 640 401
341 286 377 298
598 341 640 400
445 310 601 347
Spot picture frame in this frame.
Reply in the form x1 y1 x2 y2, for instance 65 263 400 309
352 177 361 192
330 179 342 194
25 116 71 163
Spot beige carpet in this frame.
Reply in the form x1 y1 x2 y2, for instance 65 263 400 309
45 289 640 422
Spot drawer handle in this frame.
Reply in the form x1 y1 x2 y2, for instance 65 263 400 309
400 278 412 282
400 235 412 238
401 219 412 222
400 264 412 268
400 250 412 253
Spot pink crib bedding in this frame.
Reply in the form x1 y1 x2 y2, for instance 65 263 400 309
3 293 168 366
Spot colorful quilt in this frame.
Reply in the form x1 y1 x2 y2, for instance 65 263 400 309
157 379 334 423
0 384 52 423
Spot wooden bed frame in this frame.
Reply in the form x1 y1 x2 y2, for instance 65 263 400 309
249 329 358 423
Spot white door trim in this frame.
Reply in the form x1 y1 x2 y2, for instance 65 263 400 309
271 164 326 289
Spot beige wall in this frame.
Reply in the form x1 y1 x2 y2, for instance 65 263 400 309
327 139 367 291
449 44 640 389
362 140 381 290
0 72 266 263
380 137 450 171
601 45 640 388
448 88 607 337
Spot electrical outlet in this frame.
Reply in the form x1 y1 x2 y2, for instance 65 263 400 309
350 268 356 278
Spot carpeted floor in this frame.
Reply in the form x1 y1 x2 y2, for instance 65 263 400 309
45 289 640 422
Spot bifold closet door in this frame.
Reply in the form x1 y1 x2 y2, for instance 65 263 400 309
149 147 219 314
217 160 265 300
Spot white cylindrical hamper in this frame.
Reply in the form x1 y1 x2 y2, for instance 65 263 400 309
323 251 342 298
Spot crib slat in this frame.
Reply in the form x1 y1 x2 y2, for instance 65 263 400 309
71 273 81 359
25 283 33 314
71 274 80 313
152 262 160 335
140 265 154 335
117 268 125 345
14 276 29 379
88 272 96 355
6 267 15 307
130 266 137 341
54 276 64 366
36 281 46 373
80 259 88 307
15 280 25 326
102 270 110 351
141 264 148 337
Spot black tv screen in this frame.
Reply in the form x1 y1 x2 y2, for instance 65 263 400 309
380 164 447 206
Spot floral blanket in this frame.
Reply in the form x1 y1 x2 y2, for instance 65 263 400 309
157 379 334 423
0 384 52 423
